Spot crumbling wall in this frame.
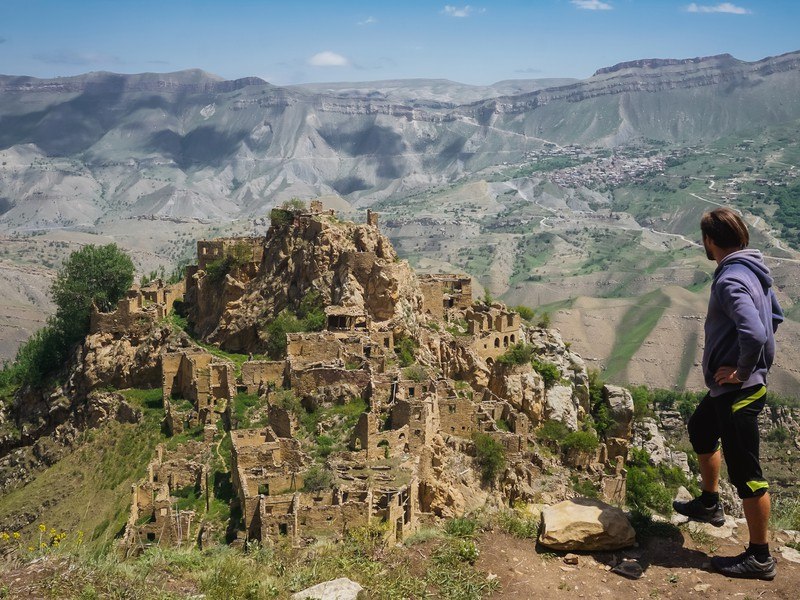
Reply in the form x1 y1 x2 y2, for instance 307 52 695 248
290 367 370 401
241 360 285 393
438 396 477 438
287 332 345 367
419 280 445 321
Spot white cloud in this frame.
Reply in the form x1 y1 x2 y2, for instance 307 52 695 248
441 5 484 18
357 16 377 25
571 0 613 10
686 2 751 14
307 51 350 67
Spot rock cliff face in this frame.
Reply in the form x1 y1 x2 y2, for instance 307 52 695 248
189 213 424 353
2 51 799 231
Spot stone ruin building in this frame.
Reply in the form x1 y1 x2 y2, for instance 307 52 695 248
115 202 634 553
90 279 185 335
122 441 211 552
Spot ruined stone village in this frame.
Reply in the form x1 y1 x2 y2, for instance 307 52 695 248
73 201 643 553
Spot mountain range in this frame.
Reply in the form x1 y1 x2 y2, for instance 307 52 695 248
1 50 800 393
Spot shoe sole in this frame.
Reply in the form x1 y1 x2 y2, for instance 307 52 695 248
711 558 777 581
673 510 726 527
713 568 776 581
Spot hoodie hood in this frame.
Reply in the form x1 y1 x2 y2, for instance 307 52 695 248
716 249 773 291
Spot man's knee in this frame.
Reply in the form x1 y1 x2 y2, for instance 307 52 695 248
735 479 769 500
688 412 719 455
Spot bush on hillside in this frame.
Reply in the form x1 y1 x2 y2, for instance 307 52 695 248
472 433 506 485
561 430 599 453
532 359 560 388
496 342 535 366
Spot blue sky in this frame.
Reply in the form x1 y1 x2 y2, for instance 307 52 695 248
1 1 798 85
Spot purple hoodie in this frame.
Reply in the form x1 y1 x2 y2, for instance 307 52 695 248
702 249 784 397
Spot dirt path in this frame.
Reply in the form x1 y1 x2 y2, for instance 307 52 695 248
477 530 799 599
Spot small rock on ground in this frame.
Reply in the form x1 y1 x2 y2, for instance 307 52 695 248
292 578 365 600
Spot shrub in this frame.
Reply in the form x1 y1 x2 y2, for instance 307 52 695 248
395 338 418 367
626 466 673 515
472 433 506 485
628 384 653 421
513 305 536 322
537 312 551 328
302 465 332 492
766 426 790 444
536 419 569 443
625 447 697 515
204 242 253 284
496 509 539 538
263 299 325 359
496 342 535 366
571 476 600 499
591 401 614 437
444 517 478 538
296 290 325 331
561 430 599 453
402 364 427 382
532 359 560 388
264 310 305 359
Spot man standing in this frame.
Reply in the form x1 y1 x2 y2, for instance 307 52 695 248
673 207 783 580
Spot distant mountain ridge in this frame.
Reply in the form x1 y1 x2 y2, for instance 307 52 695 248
0 50 799 228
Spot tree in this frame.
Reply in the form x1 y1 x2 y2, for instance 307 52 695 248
473 433 506 485
51 244 134 344
5 243 135 387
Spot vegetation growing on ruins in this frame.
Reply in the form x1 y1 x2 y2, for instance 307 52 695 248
472 433 506 485
205 241 256 284
561 430 599 454
1 243 134 388
395 337 418 367
531 359 560 389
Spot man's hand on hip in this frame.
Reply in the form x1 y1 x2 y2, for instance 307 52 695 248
714 366 742 385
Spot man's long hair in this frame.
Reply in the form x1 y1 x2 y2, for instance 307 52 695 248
700 207 749 250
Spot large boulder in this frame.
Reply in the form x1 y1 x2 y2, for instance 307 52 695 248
539 498 636 551
292 578 365 600
545 384 578 431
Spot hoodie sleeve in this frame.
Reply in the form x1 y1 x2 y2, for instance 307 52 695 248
715 274 768 381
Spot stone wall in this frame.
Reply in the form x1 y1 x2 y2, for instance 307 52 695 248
196 237 264 273
438 396 477 438
241 360 286 393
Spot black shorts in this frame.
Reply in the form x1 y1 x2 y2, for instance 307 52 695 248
687 385 768 499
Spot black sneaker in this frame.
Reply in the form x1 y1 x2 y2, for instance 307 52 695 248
711 551 777 581
672 497 725 527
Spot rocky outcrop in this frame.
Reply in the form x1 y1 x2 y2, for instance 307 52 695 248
488 362 545 425
545 385 578 431
632 417 690 474
539 498 636 551
192 215 425 353
69 323 189 396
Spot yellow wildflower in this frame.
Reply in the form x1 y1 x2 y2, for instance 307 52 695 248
38 524 46 532
13 532 20 539
28 546 34 552
1 532 9 541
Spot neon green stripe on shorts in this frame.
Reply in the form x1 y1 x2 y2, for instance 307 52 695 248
731 386 766 414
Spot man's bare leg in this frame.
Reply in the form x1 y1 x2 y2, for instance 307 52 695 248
698 450 721 493
743 492 770 545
